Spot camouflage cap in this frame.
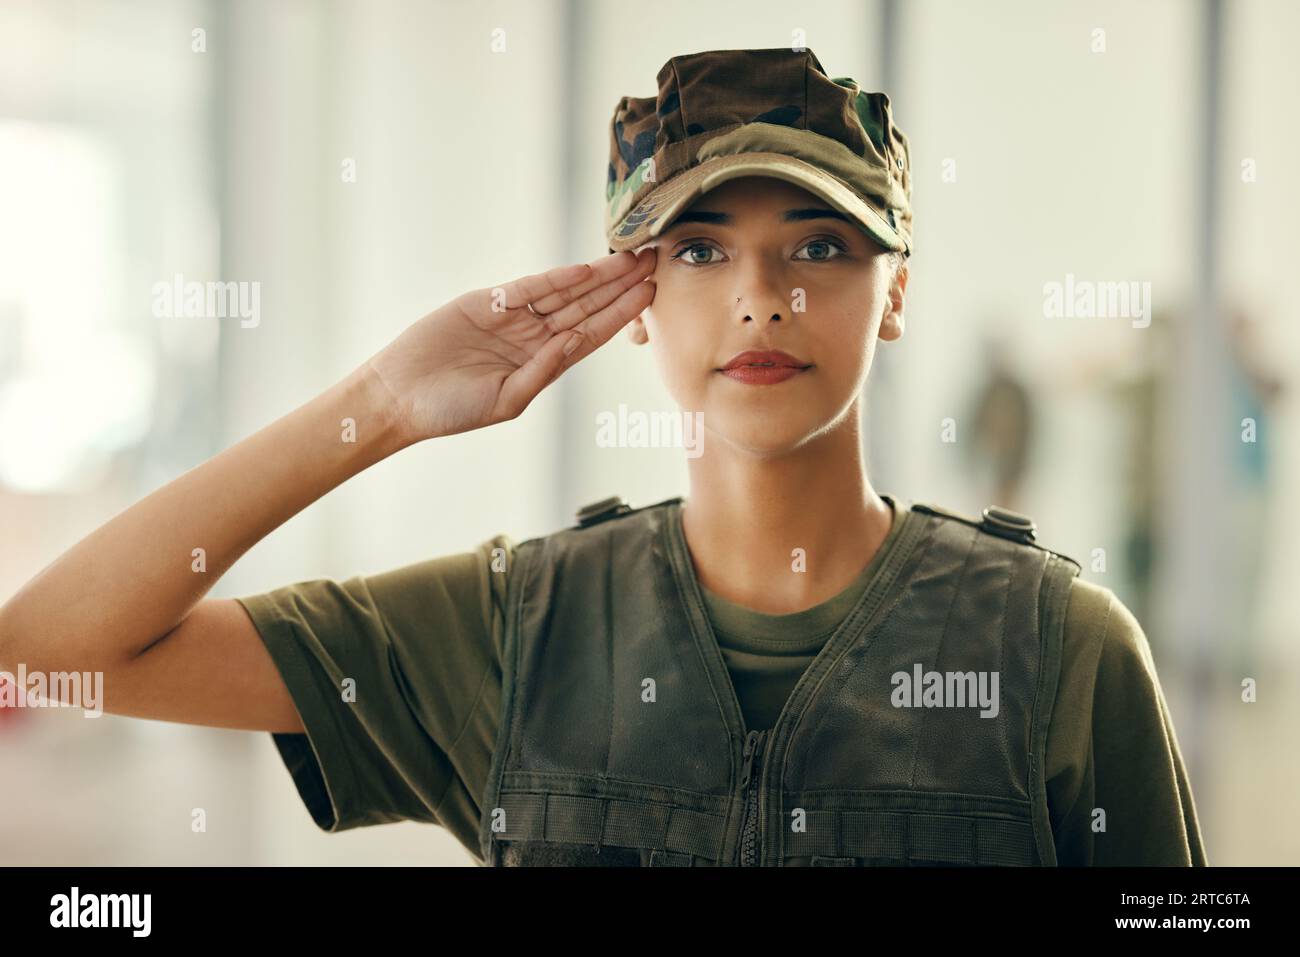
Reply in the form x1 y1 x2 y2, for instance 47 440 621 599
604 47 913 257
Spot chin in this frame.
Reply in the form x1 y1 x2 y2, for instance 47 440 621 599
705 414 831 458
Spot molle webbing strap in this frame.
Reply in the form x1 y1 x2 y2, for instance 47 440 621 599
783 808 1036 865
494 790 727 862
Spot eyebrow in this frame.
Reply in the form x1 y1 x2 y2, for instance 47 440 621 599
664 208 853 230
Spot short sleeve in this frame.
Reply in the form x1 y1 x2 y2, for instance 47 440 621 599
1046 578 1208 865
234 533 513 853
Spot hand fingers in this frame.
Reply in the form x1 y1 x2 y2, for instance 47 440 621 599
530 248 656 334
487 262 590 312
497 279 656 416
487 249 646 314
561 277 655 359
527 247 655 316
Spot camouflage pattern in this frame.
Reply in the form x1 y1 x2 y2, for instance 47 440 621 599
604 48 913 257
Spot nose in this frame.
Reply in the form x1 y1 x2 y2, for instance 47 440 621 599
736 298 783 323
731 267 789 326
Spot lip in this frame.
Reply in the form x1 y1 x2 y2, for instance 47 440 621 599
721 365 808 385
720 350 811 370
717 349 812 385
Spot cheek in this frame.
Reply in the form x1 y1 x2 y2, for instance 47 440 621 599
643 278 714 350
808 305 876 370
642 305 706 401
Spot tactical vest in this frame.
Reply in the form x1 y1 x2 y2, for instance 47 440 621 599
478 494 1081 866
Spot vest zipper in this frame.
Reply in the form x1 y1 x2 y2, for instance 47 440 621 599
738 729 769 866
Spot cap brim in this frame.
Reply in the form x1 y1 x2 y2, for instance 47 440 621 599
606 151 905 255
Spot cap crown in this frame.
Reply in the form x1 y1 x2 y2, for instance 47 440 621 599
605 48 912 252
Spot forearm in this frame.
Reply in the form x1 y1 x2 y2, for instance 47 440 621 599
0 361 411 672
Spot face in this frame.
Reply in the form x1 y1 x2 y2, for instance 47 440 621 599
627 175 907 456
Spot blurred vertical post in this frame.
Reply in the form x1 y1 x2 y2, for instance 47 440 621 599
865 0 902 489
1156 0 1228 789
555 0 586 529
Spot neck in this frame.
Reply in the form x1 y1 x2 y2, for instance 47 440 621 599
680 408 894 615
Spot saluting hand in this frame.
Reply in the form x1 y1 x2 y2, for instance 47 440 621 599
365 248 657 443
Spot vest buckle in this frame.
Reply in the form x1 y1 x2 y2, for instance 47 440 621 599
575 495 631 527
980 505 1037 544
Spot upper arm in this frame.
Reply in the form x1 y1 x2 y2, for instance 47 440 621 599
106 598 305 733
231 542 510 837
100 536 511 842
1089 592 1206 864
1047 578 1206 865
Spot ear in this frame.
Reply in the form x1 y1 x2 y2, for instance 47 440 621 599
879 261 908 341
625 312 650 345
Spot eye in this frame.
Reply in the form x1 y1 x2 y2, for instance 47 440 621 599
793 237 849 262
669 241 725 266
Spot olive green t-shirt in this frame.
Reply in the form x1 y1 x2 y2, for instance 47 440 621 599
234 495 1207 866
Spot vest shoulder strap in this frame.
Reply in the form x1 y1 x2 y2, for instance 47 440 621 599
570 494 682 530
910 500 1082 570
566 495 1082 569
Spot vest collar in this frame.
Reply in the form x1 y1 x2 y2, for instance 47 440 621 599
659 495 929 742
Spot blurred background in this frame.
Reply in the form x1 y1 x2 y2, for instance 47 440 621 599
1 0 1296 865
